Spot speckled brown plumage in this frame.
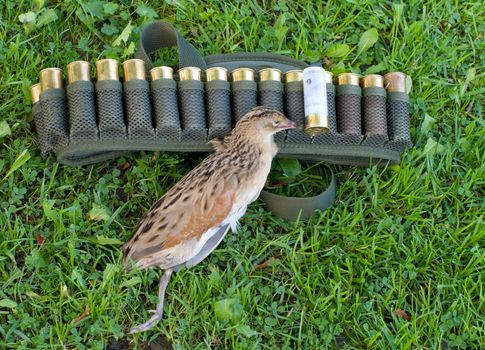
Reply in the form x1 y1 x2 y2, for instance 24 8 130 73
123 106 296 333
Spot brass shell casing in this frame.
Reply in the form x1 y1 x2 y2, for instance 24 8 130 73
39 68 64 91
206 67 228 81
67 60 91 84
259 68 282 82
231 68 254 82
285 70 303 82
362 74 384 88
178 67 202 81
337 73 360 86
384 72 407 93
122 59 146 81
150 66 173 80
324 71 334 84
305 114 329 136
30 83 41 104
96 59 119 81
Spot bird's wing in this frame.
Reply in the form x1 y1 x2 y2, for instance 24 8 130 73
123 168 238 271
208 135 228 152
178 223 230 270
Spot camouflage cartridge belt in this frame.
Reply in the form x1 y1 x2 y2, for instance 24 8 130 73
29 21 413 220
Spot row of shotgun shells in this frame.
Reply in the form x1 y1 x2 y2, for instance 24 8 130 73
30 58 407 136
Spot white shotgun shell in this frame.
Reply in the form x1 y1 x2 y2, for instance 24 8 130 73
303 66 329 136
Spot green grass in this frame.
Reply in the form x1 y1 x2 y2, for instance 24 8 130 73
1 0 484 349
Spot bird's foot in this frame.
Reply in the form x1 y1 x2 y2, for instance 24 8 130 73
129 311 163 334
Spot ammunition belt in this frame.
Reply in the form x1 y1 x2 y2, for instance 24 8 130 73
29 21 413 221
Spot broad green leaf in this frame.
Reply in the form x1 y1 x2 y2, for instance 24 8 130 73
136 4 158 18
364 62 387 74
71 268 87 290
84 1 106 19
37 9 58 27
406 75 413 94
95 235 124 245
103 2 119 15
278 159 302 177
235 324 258 337
421 114 436 134
42 199 57 221
461 67 476 96
25 291 40 299
358 28 378 54
330 62 346 76
4 149 30 179
25 249 48 269
101 263 119 289
122 276 142 288
393 3 405 20
325 43 350 58
88 203 111 221
122 42 136 58
113 22 133 46
101 23 119 36
19 11 36 24
33 0 45 12
78 37 90 51
0 121 11 138
274 13 288 48
0 299 18 309
423 138 445 156
75 7 94 28
214 298 243 323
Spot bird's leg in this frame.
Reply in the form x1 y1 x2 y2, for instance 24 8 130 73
129 269 173 334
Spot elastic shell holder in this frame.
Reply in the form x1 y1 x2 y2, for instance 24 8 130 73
206 80 232 139
178 79 206 141
124 79 154 139
96 80 126 141
232 80 258 122
67 80 98 144
39 88 69 156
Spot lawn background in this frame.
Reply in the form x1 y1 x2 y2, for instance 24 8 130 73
0 1 484 349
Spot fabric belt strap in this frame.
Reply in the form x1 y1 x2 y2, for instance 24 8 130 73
136 21 207 70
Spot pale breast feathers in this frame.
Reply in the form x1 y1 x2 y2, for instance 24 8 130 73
123 157 239 271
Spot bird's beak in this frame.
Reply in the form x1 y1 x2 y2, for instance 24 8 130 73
279 120 297 130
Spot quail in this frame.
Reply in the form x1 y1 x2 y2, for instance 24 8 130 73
123 106 296 333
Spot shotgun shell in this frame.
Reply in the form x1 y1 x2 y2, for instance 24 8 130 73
122 59 146 81
39 68 64 91
285 70 303 83
150 66 173 80
362 74 384 88
324 71 334 84
206 67 228 81
30 83 41 104
303 66 329 136
337 72 360 86
96 59 120 81
259 68 282 82
384 72 407 93
178 67 201 81
66 60 91 84
231 68 254 81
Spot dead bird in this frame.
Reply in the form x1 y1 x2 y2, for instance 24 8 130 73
123 106 296 333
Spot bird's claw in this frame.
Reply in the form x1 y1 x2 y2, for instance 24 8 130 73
129 312 163 334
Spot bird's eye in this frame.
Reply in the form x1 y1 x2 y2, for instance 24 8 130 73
272 120 280 127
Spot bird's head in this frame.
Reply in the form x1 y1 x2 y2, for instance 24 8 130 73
235 106 297 136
